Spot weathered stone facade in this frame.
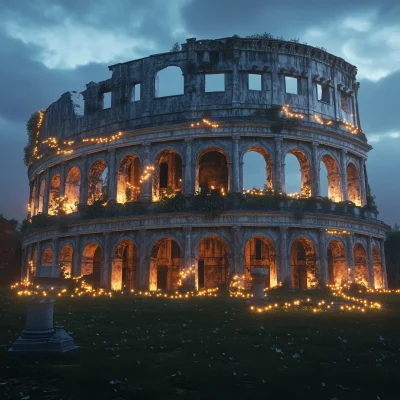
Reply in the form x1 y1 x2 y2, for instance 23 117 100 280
22 37 389 290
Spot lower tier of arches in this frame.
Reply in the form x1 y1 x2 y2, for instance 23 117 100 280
22 225 388 290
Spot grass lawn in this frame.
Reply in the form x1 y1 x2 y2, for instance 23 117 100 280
0 287 399 400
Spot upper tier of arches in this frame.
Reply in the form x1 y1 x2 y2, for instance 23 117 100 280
38 37 362 145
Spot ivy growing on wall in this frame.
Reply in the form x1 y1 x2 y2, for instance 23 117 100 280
24 110 45 167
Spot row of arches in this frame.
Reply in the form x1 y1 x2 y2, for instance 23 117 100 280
30 145 363 215
29 236 384 291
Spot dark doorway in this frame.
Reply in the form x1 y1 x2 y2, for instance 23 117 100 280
160 163 168 189
157 266 168 290
327 248 334 285
297 243 307 289
93 247 102 284
198 260 205 288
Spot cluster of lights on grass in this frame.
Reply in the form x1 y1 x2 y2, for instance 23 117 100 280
11 277 398 314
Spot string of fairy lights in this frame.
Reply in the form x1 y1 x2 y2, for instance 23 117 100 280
32 105 362 165
10 277 399 314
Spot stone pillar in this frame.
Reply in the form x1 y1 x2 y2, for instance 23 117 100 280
28 181 34 218
36 241 42 276
279 227 290 285
250 269 269 300
137 229 149 290
43 169 50 214
140 143 152 202
183 227 194 289
232 226 242 276
346 234 355 282
34 175 40 214
359 157 367 207
366 236 375 288
380 239 388 289
274 137 283 193
239 162 244 192
340 150 348 201
312 143 320 197
101 233 111 289
79 156 88 206
21 246 28 281
232 136 240 193
52 238 59 267
59 162 66 198
108 148 117 202
184 138 193 195
72 235 81 277
318 229 328 285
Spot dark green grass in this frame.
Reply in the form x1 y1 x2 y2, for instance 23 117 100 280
0 288 399 400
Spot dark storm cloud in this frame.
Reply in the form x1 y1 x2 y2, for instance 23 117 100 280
358 72 400 133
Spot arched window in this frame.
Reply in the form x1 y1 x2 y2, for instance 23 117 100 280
64 167 81 213
197 149 229 194
112 240 137 291
243 147 273 191
347 163 361 206
320 155 341 202
150 238 181 291
153 150 183 199
88 161 108 204
117 155 141 203
290 238 318 289
284 150 311 197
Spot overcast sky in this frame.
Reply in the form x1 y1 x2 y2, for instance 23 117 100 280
0 0 399 225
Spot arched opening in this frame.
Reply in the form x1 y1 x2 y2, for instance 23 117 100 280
59 245 73 278
153 150 182 199
290 237 318 289
117 155 141 203
197 149 229 194
320 155 341 202
372 245 383 289
244 236 277 288
65 167 81 213
327 240 347 286
82 243 102 286
112 240 137 291
155 66 184 98
48 174 60 215
285 150 311 197
30 185 37 216
29 250 37 278
37 179 45 214
347 163 361 206
88 160 108 204
150 238 181 291
42 247 53 266
197 236 229 289
243 147 273 191
353 243 369 287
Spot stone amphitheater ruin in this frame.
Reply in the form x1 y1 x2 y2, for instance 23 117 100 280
22 37 389 291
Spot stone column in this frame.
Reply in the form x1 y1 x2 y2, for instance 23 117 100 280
340 150 348 201
346 234 355 282
239 162 244 192
101 233 111 289
21 246 28 281
312 143 320 197
59 162 66 198
52 238 59 267
183 227 194 289
184 138 193 195
139 143 152 202
137 229 149 290
72 235 81 277
232 226 243 276
366 236 375 288
318 229 328 285
279 227 290 285
359 157 367 207
274 137 283 193
28 181 34 218
34 175 40 214
36 241 42 277
43 169 50 214
380 239 388 289
79 156 88 206
232 136 240 193
108 148 117 202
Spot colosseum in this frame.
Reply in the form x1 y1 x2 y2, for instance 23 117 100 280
21 37 389 291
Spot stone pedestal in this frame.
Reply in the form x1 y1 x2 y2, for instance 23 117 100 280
250 268 269 300
9 299 78 355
